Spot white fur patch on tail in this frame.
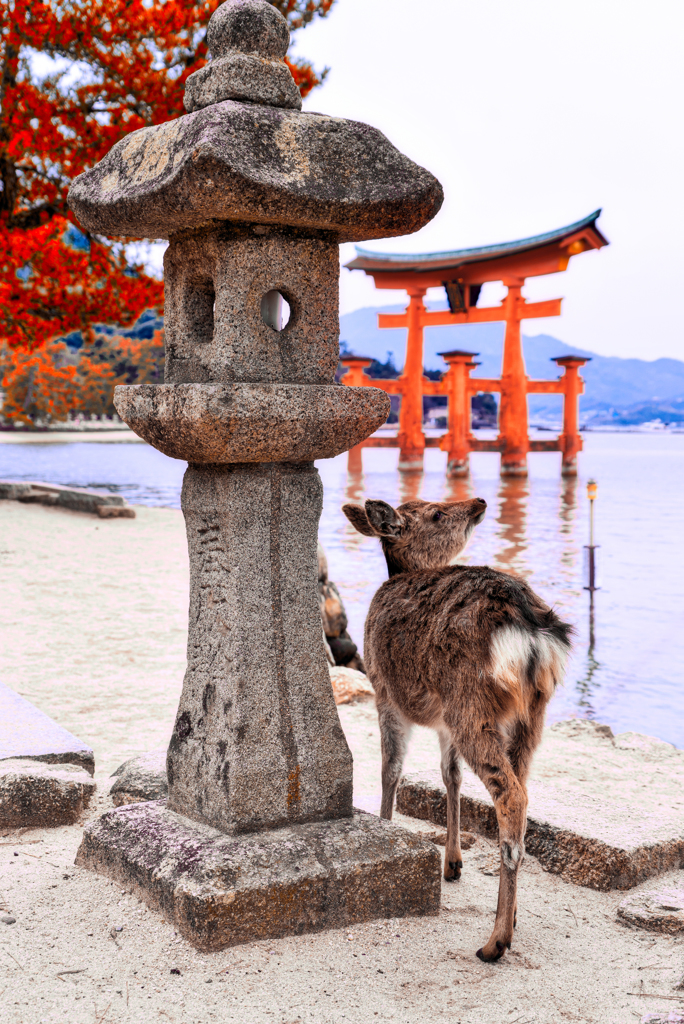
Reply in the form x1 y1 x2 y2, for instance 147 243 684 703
490 626 568 699
490 626 533 692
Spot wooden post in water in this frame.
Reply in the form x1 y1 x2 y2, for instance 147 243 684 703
553 356 591 476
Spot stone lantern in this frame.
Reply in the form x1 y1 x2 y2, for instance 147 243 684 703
69 0 444 949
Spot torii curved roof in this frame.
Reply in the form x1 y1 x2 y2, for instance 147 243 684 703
345 209 608 281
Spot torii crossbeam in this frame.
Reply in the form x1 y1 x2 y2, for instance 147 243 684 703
344 210 608 476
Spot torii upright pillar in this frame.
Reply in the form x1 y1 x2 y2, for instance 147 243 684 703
553 355 590 475
397 287 428 470
499 283 530 476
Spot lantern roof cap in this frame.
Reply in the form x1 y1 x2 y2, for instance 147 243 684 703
67 0 443 243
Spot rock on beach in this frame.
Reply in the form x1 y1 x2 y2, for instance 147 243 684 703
0 758 95 828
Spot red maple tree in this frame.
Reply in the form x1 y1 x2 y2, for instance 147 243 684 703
0 0 334 423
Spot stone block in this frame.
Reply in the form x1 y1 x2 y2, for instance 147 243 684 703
110 751 168 806
329 666 374 705
0 479 135 517
76 802 441 951
184 52 302 112
67 104 443 243
162 229 341 387
166 462 355 835
0 481 32 499
114 383 390 463
396 720 684 892
618 888 684 934
96 505 136 519
0 758 95 827
0 680 94 775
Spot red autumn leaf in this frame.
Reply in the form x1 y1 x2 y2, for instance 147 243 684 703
0 0 334 424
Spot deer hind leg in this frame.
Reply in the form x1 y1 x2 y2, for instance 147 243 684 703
505 694 547 931
377 700 411 820
458 731 527 962
438 730 463 881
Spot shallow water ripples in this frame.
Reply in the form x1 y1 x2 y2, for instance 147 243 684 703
2 432 683 746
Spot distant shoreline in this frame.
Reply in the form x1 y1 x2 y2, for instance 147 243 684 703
0 429 142 444
1 425 683 445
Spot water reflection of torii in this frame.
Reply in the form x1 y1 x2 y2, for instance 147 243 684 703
494 476 529 574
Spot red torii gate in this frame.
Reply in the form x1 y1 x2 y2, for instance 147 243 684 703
342 210 608 476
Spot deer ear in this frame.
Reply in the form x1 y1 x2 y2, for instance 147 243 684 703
342 503 376 537
365 500 404 537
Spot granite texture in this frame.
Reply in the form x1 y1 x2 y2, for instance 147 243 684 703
165 461 354 833
207 0 289 60
396 721 684 892
113 383 389 464
162 227 340 386
75 802 441 951
67 102 443 241
184 53 302 112
110 751 168 807
0 680 94 775
161 230 339 385
0 758 95 827
617 888 684 934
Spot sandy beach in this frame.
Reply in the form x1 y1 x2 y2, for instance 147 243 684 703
2 499 683 1024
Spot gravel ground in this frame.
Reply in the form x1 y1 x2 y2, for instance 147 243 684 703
2 501 684 1023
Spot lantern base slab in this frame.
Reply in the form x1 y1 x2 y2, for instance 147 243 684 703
76 801 441 951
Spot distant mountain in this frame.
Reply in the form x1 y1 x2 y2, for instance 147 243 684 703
64 310 164 349
340 304 684 417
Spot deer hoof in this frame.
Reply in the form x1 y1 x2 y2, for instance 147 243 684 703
444 859 463 881
476 939 509 963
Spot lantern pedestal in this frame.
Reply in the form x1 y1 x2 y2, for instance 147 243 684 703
76 803 440 951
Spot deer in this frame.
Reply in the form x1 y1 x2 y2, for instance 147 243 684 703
342 496 572 962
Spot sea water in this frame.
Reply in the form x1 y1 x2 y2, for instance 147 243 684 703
2 432 683 746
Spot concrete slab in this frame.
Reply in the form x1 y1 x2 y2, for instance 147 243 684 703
76 802 441 951
0 758 95 827
0 480 135 517
618 887 684 934
0 680 94 775
396 719 684 892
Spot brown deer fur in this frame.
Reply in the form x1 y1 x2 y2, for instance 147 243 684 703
342 496 572 962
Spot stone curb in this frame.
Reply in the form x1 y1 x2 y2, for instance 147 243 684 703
0 480 135 517
396 721 684 893
0 758 96 828
0 680 95 776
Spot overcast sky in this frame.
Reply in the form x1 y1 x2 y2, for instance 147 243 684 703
296 0 683 360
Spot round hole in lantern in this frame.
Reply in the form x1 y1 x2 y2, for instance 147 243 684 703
260 290 291 332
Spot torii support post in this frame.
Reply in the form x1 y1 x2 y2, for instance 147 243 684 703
397 288 428 471
499 284 530 476
340 356 374 474
439 350 478 477
553 356 590 476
